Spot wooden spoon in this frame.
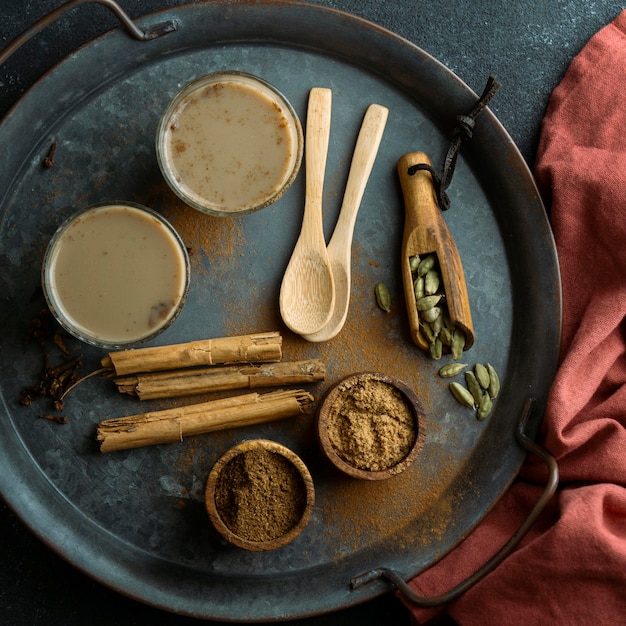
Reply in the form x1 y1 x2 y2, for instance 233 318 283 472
303 103 389 342
279 88 335 336
397 151 474 352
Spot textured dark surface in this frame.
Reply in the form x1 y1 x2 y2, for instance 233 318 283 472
0 1 622 625
2 0 625 168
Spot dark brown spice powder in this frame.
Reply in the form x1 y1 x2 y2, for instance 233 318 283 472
214 449 306 542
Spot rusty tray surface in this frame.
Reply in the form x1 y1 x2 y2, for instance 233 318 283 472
0 1 561 621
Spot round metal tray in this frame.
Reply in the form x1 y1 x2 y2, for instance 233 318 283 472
0 1 561 621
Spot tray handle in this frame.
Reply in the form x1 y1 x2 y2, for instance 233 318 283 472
350 397 559 607
0 0 177 67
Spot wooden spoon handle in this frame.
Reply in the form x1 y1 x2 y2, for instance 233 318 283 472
327 103 389 255
301 88 332 245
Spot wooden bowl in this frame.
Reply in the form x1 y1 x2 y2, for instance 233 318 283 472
205 439 315 551
317 372 426 480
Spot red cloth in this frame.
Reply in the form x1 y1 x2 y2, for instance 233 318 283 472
406 10 626 625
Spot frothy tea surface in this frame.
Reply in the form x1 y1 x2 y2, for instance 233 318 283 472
161 78 298 213
45 205 188 345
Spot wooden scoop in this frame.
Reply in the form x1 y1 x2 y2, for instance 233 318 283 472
397 151 474 352
303 103 389 342
279 88 335 336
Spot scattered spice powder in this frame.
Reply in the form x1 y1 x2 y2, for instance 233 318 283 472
214 448 306 542
141 180 450 549
144 181 247 262
325 375 416 472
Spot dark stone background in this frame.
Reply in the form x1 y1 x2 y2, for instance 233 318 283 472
1 1 623 624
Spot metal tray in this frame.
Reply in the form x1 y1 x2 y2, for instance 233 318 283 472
0 1 561 621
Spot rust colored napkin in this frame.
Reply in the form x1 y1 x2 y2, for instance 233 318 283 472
405 10 626 625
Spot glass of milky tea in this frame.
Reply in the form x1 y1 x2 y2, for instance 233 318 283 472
156 71 304 216
42 202 190 350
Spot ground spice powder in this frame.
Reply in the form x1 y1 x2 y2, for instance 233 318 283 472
214 448 306 542
326 376 416 472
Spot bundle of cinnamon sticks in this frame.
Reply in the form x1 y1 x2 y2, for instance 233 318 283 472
96 331 325 453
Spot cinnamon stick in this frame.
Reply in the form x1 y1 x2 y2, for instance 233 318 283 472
101 331 282 376
114 359 325 400
96 389 313 453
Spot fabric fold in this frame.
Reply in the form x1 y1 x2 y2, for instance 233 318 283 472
406 9 626 625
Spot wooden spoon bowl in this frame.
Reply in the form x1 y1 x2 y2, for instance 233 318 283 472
279 87 335 336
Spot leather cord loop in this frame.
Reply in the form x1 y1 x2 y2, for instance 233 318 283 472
407 162 451 211
408 75 501 211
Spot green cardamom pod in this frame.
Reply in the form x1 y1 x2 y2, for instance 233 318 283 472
477 393 493 420
421 306 441 323
438 362 467 378
449 381 475 409
431 312 444 335
417 254 436 276
409 255 421 274
414 276 425 300
451 328 465 360
443 310 455 332
374 282 391 312
429 337 443 360
487 363 500 399
465 371 484 405
416 294 442 311
421 322 436 344
424 270 441 295
474 363 490 389
440 327 453 346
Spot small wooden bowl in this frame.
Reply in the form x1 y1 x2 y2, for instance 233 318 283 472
205 439 315 551
317 372 426 480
